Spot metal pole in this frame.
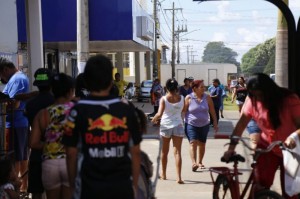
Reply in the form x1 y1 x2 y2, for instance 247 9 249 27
187 46 190 64
153 0 158 79
77 0 89 74
177 33 180 64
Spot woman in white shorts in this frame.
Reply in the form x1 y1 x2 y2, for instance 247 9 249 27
231 77 247 112
30 73 75 199
152 78 185 184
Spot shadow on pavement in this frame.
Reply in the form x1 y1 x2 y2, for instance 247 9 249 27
208 119 237 139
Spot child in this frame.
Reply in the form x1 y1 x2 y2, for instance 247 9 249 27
124 82 135 101
0 159 21 199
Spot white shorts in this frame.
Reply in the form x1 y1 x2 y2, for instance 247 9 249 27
236 100 244 105
160 125 185 138
42 158 70 190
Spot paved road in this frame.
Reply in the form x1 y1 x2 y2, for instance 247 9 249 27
134 100 282 199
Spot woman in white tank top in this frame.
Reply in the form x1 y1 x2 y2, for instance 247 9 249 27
152 78 185 184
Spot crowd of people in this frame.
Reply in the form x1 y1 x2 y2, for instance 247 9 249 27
0 55 299 198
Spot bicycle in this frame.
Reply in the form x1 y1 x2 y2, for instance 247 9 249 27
209 136 286 199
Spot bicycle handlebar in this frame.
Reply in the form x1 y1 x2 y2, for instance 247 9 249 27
230 136 287 154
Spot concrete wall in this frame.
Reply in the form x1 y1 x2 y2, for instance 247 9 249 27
160 63 237 87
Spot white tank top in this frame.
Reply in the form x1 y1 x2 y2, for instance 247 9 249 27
160 95 184 130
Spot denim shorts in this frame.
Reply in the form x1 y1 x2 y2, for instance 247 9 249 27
185 123 210 143
6 127 28 161
160 124 185 138
246 119 261 134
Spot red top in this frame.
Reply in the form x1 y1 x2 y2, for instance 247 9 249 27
242 94 300 155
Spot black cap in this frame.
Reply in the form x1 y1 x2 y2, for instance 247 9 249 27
33 68 52 86
188 76 194 81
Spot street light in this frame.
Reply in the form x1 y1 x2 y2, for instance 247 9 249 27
180 28 201 37
176 29 200 64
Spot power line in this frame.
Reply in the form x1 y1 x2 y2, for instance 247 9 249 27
181 38 263 47
164 2 182 78
159 5 172 32
184 8 277 14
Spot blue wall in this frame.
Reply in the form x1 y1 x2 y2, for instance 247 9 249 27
17 0 133 42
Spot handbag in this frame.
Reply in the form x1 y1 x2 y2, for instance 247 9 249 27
283 134 300 196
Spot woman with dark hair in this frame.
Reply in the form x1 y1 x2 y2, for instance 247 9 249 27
152 78 185 184
184 80 218 172
30 73 75 199
179 78 192 98
224 73 300 199
209 78 222 125
231 76 247 112
75 73 89 99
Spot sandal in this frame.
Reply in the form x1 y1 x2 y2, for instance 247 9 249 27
198 164 206 169
177 180 184 184
192 164 199 172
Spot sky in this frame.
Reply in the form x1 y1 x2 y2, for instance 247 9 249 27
153 0 300 63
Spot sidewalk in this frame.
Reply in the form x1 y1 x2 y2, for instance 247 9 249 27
136 101 281 199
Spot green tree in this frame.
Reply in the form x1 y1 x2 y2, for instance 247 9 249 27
263 54 275 74
241 38 275 76
202 41 239 66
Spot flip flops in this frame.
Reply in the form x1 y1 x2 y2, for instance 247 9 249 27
192 164 199 172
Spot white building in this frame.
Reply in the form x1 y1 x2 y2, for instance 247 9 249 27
160 63 237 87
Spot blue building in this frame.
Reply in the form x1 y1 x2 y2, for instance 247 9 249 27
1 0 156 84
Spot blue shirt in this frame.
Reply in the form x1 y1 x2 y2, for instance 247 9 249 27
179 86 192 98
3 71 29 128
209 86 222 108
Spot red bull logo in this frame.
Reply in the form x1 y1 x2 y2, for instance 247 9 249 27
88 114 127 131
85 131 129 144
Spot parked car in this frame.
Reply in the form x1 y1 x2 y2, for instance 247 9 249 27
137 80 153 102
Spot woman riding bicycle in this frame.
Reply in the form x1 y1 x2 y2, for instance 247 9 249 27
223 73 300 199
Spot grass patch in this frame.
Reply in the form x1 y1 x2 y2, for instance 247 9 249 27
223 94 238 111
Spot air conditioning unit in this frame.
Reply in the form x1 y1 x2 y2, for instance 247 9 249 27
136 16 154 41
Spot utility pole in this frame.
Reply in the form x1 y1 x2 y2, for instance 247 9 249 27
171 2 176 78
77 0 89 74
191 55 198 64
153 0 158 79
184 45 192 64
165 3 182 78
190 50 197 64
176 24 187 64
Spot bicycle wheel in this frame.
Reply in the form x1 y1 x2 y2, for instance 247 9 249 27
255 189 283 199
213 174 232 199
